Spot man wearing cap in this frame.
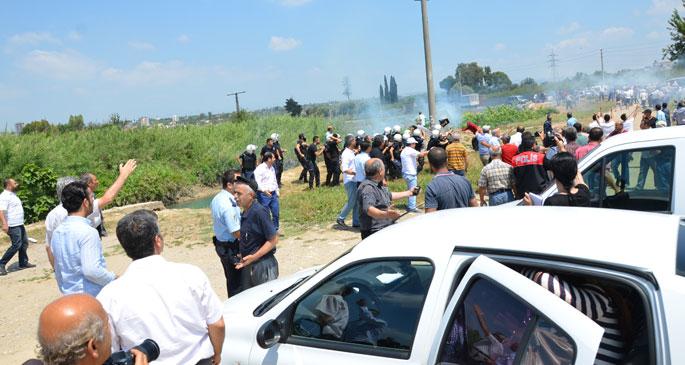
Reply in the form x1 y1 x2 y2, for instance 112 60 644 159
237 145 257 181
233 177 279 290
254 152 280 231
337 136 359 227
400 137 429 213
445 133 468 176
210 170 242 297
357 159 417 239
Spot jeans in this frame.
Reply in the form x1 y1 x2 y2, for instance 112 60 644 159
489 190 514 206
449 169 465 176
242 170 255 181
0 225 29 266
338 181 359 226
307 160 320 188
403 173 418 210
257 191 280 231
240 254 278 291
637 156 656 189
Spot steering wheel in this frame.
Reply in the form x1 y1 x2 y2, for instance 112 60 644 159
343 280 382 314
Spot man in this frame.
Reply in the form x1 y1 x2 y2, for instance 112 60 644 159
445 133 468 175
81 159 138 237
337 136 358 227
306 136 323 189
425 148 477 212
499 135 518 166
655 104 666 124
662 102 671 126
607 120 627 138
325 125 335 142
233 178 279 290
260 137 279 184
45 176 79 270
511 132 550 199
272 134 285 187
36 294 148 365
573 122 588 146
509 126 524 147
294 134 309 182
566 112 577 127
416 112 426 127
640 109 657 130
599 114 615 138
478 148 516 206
324 134 341 186
620 112 634 132
562 127 580 157
369 135 384 159
400 137 429 213
97 210 225 365
672 102 685 126
543 113 553 135
354 140 372 184
237 144 257 181
51 181 115 296
210 170 242 297
575 127 603 160
476 126 493 165
357 159 416 239
0 178 35 275
254 152 280 231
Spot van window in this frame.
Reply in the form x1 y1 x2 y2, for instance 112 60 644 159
583 146 675 212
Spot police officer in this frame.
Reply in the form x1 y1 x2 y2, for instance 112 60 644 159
294 133 309 182
271 133 285 187
307 136 323 189
210 170 242 296
324 134 341 186
237 144 257 181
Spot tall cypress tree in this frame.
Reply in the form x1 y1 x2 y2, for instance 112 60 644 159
383 75 389 104
389 76 398 103
379 84 384 102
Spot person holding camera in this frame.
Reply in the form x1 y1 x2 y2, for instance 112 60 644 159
97 210 225 365
357 158 419 239
31 293 149 365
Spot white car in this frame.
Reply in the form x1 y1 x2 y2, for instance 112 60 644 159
221 207 685 364
512 126 685 216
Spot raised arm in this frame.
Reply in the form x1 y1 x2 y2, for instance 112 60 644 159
97 159 138 208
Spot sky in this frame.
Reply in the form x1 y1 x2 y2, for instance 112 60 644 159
0 0 680 127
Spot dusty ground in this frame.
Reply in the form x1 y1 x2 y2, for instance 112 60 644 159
0 167 363 363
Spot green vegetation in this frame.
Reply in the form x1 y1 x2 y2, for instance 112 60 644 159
462 105 558 128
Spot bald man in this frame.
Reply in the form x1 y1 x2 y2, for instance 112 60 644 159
34 294 147 365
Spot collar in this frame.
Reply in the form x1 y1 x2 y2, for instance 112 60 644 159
126 255 166 273
66 215 91 224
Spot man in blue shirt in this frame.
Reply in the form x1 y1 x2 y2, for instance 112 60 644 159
234 177 279 290
566 112 577 127
210 169 242 297
51 181 116 296
354 141 372 183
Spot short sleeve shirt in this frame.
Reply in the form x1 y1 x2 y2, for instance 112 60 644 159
210 190 241 242
446 143 467 171
354 153 370 182
239 152 257 171
307 143 318 162
357 179 393 232
425 173 474 210
400 147 420 175
240 202 277 256
0 190 24 227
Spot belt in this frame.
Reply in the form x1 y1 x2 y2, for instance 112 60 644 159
212 236 237 246
259 190 277 195
490 188 512 195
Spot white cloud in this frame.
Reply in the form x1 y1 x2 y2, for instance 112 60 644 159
67 31 82 41
102 60 196 86
551 37 589 50
493 43 506 51
646 0 680 16
128 41 156 51
601 27 634 39
269 36 301 52
177 34 191 44
278 0 312 6
558 22 580 35
19 49 98 80
6 32 60 50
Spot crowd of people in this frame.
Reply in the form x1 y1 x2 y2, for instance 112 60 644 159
2 100 681 364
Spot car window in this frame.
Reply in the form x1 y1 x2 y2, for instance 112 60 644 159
583 146 675 212
437 278 576 365
290 259 434 358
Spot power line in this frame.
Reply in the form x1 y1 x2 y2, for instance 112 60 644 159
226 91 246 114
548 51 558 83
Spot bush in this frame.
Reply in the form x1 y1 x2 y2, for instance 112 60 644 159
15 164 58 223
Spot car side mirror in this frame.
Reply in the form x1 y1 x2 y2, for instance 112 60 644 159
257 319 283 349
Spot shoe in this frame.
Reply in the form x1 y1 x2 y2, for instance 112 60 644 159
19 262 36 269
336 218 347 227
0 265 6 276
406 208 421 213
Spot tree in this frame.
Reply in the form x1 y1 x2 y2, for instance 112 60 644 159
487 71 512 90
439 75 456 93
21 119 53 134
520 77 537 87
456 63 485 90
379 84 385 102
389 76 398 103
342 76 351 101
67 114 84 131
284 97 302 117
383 75 389 104
664 1 685 62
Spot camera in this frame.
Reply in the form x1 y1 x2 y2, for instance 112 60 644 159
411 186 421 196
104 339 160 365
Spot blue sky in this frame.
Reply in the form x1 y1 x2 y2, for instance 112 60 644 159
0 0 679 127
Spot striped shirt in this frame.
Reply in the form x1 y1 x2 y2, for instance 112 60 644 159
521 269 625 365
445 142 467 171
478 159 514 194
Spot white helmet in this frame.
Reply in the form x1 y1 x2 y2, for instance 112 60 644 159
431 129 440 137
393 125 401 133
270 133 279 141
413 129 421 137
384 126 392 134
357 129 365 137
403 129 410 136
435 124 442 130
393 133 403 142
246 144 256 153
402 132 411 140
383 135 388 142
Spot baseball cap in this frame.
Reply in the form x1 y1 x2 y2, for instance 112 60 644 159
407 137 418 144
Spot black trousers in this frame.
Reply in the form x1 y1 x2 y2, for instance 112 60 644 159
240 255 278 291
307 160 320 188
213 238 242 297
298 157 308 181
325 159 341 186
275 159 283 186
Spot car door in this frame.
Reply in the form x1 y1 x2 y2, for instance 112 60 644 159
428 256 603 365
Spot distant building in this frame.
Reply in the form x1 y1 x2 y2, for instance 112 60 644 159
138 116 150 127
15 123 24 134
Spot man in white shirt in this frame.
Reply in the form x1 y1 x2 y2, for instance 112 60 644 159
599 114 615 138
81 159 138 237
416 112 426 127
509 126 524 147
0 178 34 275
98 210 225 365
400 138 429 212
337 136 359 227
254 152 280 231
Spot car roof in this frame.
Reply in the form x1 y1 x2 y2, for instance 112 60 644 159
355 207 681 276
597 125 685 148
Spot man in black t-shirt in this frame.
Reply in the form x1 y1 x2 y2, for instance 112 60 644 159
294 134 309 182
306 136 323 189
324 134 341 186
237 144 257 181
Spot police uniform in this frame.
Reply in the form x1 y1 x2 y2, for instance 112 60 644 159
210 189 242 296
239 151 257 181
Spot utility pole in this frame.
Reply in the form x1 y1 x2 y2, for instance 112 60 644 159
226 91 246 114
417 0 437 128
548 52 558 83
600 48 605 85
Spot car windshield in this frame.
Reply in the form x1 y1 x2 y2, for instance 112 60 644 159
253 247 354 316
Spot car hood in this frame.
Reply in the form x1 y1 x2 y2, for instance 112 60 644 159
223 265 320 315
